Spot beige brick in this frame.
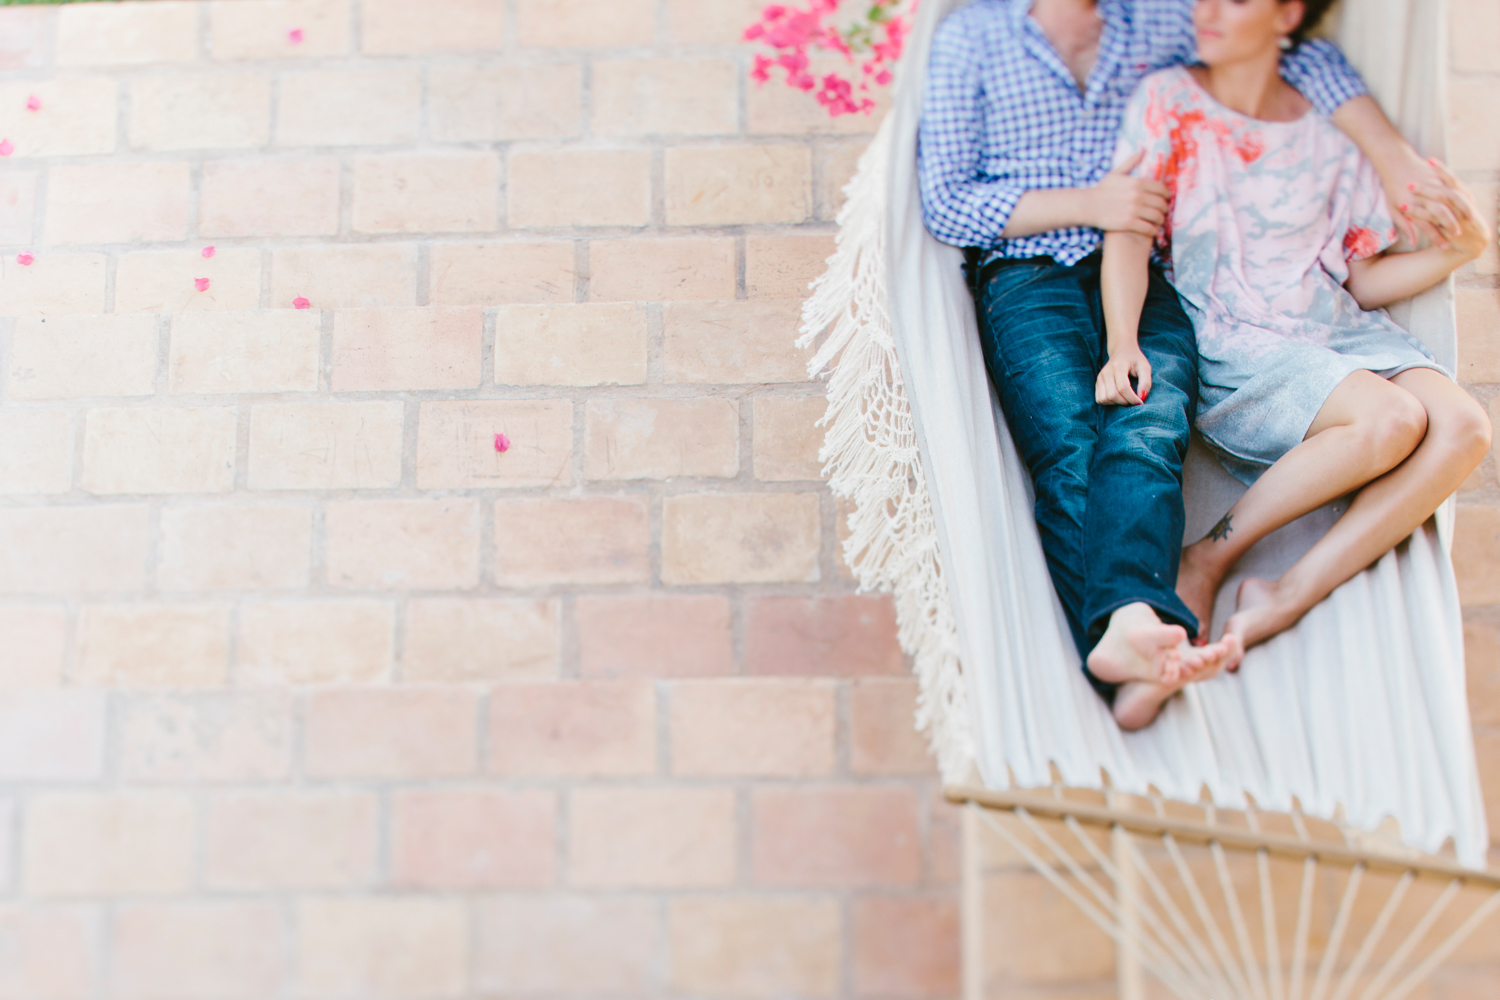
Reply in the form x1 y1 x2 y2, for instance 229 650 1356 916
495 303 648 385
0 79 117 157
1459 289 1500 382
669 896 841 999
331 307 482 391
517 0 654 47
200 157 341 237
204 791 377 890
1466 622 1500 728
494 497 650 585
326 499 481 590
1453 0 1500 72
852 896 960 998
850 678 933 775
666 145 812 225
275 68 421 146
754 395 828 480
362 0 505 52
1455 506 1500 605
248 402 404 490
170 310 321 394
118 691 293 782
662 493 821 584
0 169 36 243
209 0 351 60
430 241 577 305
56 2 197 66
0 605 68 687
76 604 229 687
45 163 191 245
577 594 734 677
475 896 657 993
111 902 285 1000
82 407 237 495
671 679 837 777
584 397 740 480
239 601 394 684
508 149 652 228
429 62 582 141
820 140 871 218
593 58 738 136
417 400 574 489
352 153 499 234
0 905 99 999
159 502 310 591
24 793 195 896
7 315 158 400
404 598 559 682
570 787 736 888
590 237 736 302
983 869 1116 983
0 253 106 316
0 7 50 70
114 248 262 314
0 411 71 496
0 690 107 779
488 680 656 776
746 595 904 676
1450 78 1500 173
746 234 836 299
129 73 271 151
391 789 556 889
667 0 762 43
305 687 479 779
1469 181 1498 277
748 57 888 136
296 898 468 998
0 505 149 595
270 243 418 309
663 300 812 383
752 786 922 887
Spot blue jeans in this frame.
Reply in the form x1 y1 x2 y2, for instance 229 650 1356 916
975 252 1199 691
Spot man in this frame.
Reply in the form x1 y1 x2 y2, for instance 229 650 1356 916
917 0 1463 727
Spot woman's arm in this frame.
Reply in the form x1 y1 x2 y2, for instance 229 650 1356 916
1097 231 1156 406
1331 96 1463 249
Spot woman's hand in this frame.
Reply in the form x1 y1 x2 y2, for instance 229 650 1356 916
1096 344 1152 406
1089 151 1171 237
1421 159 1493 261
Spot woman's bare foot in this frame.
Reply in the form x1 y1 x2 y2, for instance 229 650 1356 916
1111 633 1243 730
1223 577 1306 650
1177 542 1228 646
1086 602 1189 686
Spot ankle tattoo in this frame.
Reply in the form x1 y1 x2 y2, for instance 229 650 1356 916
1208 514 1234 542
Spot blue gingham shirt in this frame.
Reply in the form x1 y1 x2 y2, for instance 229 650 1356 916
918 0 1369 266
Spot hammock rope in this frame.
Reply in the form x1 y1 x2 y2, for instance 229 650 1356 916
956 787 1500 1000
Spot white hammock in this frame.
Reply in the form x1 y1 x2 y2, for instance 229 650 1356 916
799 0 1490 872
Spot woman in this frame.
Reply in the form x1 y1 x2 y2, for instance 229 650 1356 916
1099 0 1493 727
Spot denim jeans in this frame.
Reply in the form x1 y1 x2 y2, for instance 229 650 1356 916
975 252 1199 688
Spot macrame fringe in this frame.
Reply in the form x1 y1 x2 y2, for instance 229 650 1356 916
797 124 974 783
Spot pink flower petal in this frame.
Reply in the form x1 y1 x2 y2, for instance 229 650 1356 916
494 433 511 454
292 296 311 310
194 277 211 292
0 139 13 157
287 27 304 44
25 94 40 112
16 252 33 266
201 245 215 258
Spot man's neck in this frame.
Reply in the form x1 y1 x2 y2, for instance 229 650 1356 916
1029 0 1104 89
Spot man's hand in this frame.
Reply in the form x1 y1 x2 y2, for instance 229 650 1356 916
1096 343 1151 406
1088 151 1170 237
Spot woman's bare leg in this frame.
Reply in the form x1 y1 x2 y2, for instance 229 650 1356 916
1176 370 1429 636
1226 369 1492 647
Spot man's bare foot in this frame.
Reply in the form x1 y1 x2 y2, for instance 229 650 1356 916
1223 577 1306 650
1087 602 1189 687
1111 633 1243 730
1177 543 1227 646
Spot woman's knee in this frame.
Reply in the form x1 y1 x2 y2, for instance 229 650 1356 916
1352 383 1428 468
1428 389 1493 467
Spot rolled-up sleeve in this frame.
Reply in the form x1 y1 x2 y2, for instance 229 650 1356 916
917 18 1024 248
1280 38 1369 115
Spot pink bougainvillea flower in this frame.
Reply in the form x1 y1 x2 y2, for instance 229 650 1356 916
201 245 215 258
494 433 511 453
194 277 211 292
16 252 33 266
25 94 40 112
292 296 311 309
0 139 13 157
288 27 304 43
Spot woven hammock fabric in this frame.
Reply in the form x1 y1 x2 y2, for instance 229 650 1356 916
801 0 1489 867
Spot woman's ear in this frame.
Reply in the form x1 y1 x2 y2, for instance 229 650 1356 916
1275 0 1308 39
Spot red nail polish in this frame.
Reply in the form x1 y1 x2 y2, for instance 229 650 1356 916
1400 203 1409 212
1407 182 1418 191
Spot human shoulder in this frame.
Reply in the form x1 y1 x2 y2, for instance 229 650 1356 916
1125 65 1194 112
932 0 1014 56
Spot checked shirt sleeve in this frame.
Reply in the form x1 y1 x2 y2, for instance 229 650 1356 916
917 20 1025 249
1280 38 1369 116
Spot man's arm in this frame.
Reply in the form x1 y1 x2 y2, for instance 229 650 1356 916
1001 152 1169 239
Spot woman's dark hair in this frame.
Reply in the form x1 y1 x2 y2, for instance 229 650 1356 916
1286 0 1338 47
